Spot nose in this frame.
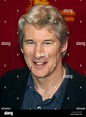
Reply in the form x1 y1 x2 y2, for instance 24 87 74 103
34 44 44 59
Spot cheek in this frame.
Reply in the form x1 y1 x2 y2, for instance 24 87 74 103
47 49 62 68
50 51 60 61
22 47 33 59
22 48 33 67
47 46 60 58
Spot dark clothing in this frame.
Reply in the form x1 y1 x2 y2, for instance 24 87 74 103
0 63 86 110
21 72 68 110
21 63 69 110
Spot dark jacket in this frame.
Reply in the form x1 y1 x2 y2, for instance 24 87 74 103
0 64 86 110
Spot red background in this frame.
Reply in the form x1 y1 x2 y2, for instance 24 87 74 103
0 0 86 77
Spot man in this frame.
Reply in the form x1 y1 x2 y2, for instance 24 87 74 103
0 4 86 110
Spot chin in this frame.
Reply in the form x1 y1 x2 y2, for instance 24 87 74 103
32 73 47 78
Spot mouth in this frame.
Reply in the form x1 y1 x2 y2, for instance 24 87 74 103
33 61 47 68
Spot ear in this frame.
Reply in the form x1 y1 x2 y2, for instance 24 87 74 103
61 41 68 53
20 47 24 54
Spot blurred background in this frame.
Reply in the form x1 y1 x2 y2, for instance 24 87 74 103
0 0 86 77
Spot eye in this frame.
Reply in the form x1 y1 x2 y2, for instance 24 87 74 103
44 41 52 45
26 40 35 45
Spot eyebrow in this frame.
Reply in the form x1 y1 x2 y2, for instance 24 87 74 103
24 38 54 41
23 39 33 42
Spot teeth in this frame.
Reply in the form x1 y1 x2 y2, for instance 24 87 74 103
36 62 44 65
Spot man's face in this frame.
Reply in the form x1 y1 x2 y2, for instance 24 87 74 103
21 23 67 78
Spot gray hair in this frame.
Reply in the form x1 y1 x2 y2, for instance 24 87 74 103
18 4 69 57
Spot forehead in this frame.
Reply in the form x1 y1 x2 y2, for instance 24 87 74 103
23 23 56 38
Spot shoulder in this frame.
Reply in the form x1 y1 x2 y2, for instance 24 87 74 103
0 67 30 82
65 63 86 83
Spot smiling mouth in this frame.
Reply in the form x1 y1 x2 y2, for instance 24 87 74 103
33 61 47 66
